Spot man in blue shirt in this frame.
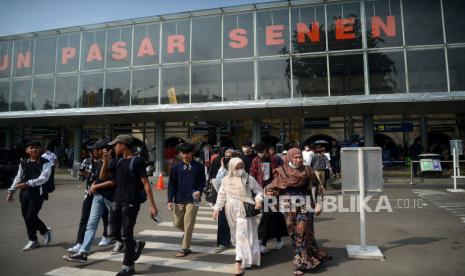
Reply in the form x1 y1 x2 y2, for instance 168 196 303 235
167 143 206 257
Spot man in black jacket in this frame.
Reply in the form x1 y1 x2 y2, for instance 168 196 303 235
6 140 52 251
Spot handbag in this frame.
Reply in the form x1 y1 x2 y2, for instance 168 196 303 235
204 179 218 204
243 176 261 217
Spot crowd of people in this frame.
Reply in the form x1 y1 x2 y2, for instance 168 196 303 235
6 136 336 276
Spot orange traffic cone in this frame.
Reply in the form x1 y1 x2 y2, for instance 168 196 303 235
154 173 165 190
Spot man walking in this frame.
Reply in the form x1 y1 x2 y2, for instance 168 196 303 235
6 140 52 251
167 143 206 257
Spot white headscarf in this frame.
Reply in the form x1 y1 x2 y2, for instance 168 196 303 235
221 157 255 204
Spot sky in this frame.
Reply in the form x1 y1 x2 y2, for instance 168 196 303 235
0 0 282 37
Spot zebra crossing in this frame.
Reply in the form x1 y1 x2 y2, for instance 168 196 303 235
45 206 236 275
412 189 465 225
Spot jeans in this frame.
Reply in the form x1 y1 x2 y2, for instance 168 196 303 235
330 158 340 175
76 193 109 244
79 193 113 253
110 201 140 267
21 198 48 241
217 209 231 246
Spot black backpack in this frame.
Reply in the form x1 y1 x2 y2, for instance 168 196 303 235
20 157 55 194
116 156 147 203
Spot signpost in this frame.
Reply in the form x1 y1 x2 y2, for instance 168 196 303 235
448 140 465 193
342 147 384 260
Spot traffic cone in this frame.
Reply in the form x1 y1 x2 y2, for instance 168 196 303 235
154 173 165 190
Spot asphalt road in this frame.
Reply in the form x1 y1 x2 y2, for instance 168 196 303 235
0 178 464 276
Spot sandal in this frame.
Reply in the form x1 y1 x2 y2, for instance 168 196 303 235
293 270 304 276
175 249 191 257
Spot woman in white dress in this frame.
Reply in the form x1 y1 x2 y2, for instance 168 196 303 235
213 157 263 275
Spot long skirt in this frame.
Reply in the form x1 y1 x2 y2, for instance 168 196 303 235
286 210 330 271
224 198 261 268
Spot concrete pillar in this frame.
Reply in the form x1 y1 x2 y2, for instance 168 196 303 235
154 122 165 175
347 116 355 141
5 126 13 149
421 115 428 152
73 125 82 178
252 119 261 144
363 115 374 147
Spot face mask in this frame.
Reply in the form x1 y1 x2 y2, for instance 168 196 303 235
234 169 244 177
242 147 248 153
305 147 310 151
258 153 265 158
288 162 299 169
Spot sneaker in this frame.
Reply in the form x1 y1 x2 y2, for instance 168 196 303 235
111 241 125 255
99 236 112 247
213 245 227 253
43 228 52 246
274 241 284 250
22 240 39 251
67 243 81 253
115 267 135 276
260 245 268 254
134 241 146 262
63 252 88 263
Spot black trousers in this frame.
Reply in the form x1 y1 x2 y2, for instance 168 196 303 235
21 198 48 241
76 193 109 244
217 209 231 246
110 201 140 267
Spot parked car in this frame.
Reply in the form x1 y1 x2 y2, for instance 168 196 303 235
0 149 21 187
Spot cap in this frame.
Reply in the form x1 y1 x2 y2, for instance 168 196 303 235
177 143 195 153
108 135 134 146
24 140 41 148
93 139 110 150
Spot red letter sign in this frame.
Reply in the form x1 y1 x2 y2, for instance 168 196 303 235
137 37 156 57
372 15 396 38
335 18 356 40
0 55 9 71
266 25 285 46
16 52 31 69
111 41 128 60
297 22 320 43
86 44 103 63
229 28 248 49
167 35 185 54
61 47 76 65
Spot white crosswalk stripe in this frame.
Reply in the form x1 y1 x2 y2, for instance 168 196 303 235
45 205 237 275
413 189 465 225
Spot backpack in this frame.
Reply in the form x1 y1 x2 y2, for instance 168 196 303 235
116 156 147 204
21 157 55 195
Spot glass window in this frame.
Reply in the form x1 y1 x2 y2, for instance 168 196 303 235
366 0 402 48
443 1 465 43
0 41 13 79
11 79 31 111
57 32 81 73
162 20 190 64
448 47 465 91
224 13 254 59
191 63 221 103
223 61 254 101
407 49 447 93
293 56 328 97
106 27 132 68
192 16 221 61
132 68 158 105
327 2 362 51
104 71 130 107
55 75 78 109
13 39 34 77
258 59 291 99
403 0 443 45
80 73 103 108
329 54 364 96
368 51 406 94
34 36 56 75
32 77 54 110
257 9 290 56
291 5 326 53
0 81 9 112
161 65 189 104
81 30 106 70
133 23 160 66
